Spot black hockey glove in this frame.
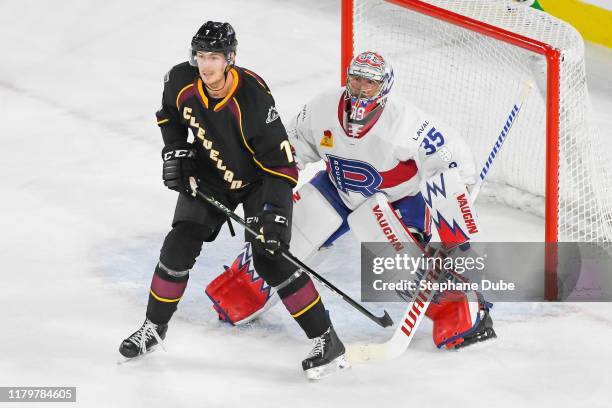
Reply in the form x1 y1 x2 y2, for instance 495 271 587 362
161 142 198 195
261 206 290 257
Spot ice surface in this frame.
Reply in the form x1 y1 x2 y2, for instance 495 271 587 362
1 1 611 407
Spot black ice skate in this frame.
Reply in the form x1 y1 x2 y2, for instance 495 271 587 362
119 318 168 358
302 325 350 380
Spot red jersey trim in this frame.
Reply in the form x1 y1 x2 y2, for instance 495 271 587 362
379 160 419 189
176 83 195 109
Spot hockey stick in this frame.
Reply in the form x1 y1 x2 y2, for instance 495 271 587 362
189 181 394 328
346 80 534 362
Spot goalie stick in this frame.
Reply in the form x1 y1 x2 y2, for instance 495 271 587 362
346 80 534 362
189 179 394 328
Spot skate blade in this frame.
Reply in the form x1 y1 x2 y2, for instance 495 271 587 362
452 329 498 351
304 355 351 381
116 345 160 365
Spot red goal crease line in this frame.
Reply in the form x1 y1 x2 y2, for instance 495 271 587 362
340 0 561 300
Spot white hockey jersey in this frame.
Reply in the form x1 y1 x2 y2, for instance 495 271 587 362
288 88 476 210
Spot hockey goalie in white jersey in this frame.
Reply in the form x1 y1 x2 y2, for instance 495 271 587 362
206 51 496 349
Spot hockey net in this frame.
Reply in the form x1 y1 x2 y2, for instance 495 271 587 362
342 0 612 298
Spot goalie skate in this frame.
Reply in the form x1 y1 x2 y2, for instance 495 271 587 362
433 296 497 350
452 307 497 350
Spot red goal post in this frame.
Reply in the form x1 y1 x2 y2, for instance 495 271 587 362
341 0 612 300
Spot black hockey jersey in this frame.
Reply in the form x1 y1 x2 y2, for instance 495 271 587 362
155 63 298 201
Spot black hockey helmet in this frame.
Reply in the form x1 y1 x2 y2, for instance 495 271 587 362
189 21 238 67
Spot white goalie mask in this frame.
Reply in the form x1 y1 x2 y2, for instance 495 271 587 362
346 51 394 110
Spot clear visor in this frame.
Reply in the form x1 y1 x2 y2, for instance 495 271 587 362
347 74 383 100
189 48 231 67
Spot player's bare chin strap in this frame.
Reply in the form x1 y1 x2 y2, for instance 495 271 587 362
205 81 225 92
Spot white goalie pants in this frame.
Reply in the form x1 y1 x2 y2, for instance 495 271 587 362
290 171 429 261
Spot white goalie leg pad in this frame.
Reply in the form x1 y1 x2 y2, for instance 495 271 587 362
420 168 481 250
290 182 344 261
347 192 424 254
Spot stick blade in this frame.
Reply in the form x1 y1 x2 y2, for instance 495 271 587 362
378 310 394 328
346 342 391 363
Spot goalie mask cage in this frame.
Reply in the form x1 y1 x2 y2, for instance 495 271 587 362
341 0 612 299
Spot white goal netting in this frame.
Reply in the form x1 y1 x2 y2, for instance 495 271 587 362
350 0 612 242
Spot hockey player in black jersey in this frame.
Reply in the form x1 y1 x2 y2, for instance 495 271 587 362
118 21 349 379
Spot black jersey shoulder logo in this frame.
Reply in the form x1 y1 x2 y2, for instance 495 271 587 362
266 106 280 124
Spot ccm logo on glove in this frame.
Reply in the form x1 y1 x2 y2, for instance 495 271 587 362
163 149 194 161
271 215 288 225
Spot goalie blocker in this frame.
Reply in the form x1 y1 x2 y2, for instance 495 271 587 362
207 169 495 349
